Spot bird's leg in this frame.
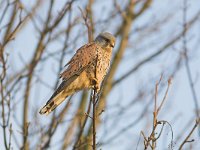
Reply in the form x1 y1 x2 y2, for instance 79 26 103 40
91 78 100 93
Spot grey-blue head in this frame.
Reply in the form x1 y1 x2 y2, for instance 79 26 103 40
94 32 116 49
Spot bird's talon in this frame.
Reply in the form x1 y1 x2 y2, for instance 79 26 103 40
94 84 100 93
91 78 98 85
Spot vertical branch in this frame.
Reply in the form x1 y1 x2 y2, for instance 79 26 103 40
153 75 163 127
0 41 13 150
182 0 200 134
0 2 28 149
8 124 12 150
61 92 88 149
22 1 54 148
2 1 17 45
73 98 93 149
40 2 75 148
142 76 172 150
78 0 94 42
73 1 95 148
152 75 162 149
92 89 97 150
85 0 136 142
0 54 9 150
86 0 94 41
91 50 99 150
82 0 153 148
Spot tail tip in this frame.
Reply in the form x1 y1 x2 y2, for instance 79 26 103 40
39 106 49 115
39 100 58 115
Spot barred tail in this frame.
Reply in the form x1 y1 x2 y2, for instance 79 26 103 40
39 91 67 115
39 76 79 115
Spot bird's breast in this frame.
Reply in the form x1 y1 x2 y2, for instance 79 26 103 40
65 71 92 93
96 51 111 82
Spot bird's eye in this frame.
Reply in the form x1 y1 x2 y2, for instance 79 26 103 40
105 38 109 43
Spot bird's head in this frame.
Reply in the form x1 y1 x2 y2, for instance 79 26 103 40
94 32 116 50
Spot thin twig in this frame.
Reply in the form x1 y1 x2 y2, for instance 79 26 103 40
142 76 172 149
182 0 200 135
179 119 200 150
91 41 99 150
157 77 172 114
8 123 12 150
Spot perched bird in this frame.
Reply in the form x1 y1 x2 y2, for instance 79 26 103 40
39 32 116 115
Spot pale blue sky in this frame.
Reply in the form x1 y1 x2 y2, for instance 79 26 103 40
1 0 200 149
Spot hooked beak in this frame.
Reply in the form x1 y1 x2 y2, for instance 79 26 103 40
110 43 115 48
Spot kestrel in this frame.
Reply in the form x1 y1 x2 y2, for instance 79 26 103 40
39 32 116 115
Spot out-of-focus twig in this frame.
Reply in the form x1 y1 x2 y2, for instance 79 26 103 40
114 10 200 86
182 0 200 134
0 51 9 150
178 119 200 150
73 1 95 148
73 97 92 149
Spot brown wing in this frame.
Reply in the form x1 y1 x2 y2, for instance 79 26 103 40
60 42 98 80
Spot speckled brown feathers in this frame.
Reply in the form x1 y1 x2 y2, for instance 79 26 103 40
60 43 98 80
39 32 116 115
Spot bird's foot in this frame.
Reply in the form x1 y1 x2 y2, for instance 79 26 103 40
91 78 100 93
94 84 100 93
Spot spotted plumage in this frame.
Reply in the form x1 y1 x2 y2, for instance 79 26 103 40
39 32 116 115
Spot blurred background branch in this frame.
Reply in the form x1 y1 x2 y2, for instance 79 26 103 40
1 0 200 149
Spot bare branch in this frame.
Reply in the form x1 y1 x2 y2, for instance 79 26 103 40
179 119 200 150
